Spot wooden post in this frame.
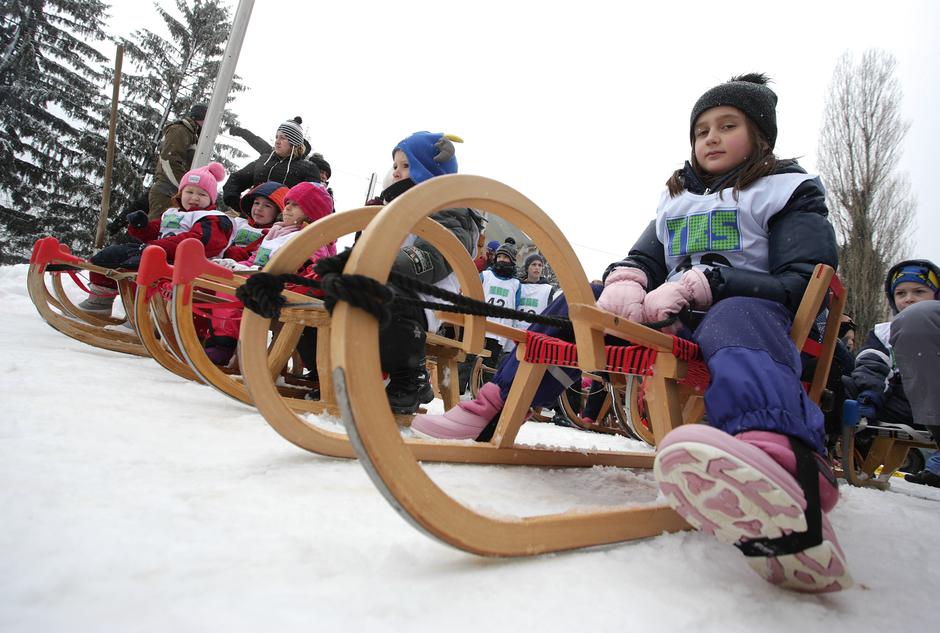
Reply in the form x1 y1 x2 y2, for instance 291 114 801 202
94 44 124 248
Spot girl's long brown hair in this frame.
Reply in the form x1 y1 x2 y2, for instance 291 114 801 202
666 117 785 199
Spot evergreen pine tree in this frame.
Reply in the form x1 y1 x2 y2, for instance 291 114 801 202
111 0 246 221
0 0 110 263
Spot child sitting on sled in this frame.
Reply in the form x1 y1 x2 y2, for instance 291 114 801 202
222 181 289 261
844 259 940 487
203 181 335 365
292 131 484 412
78 162 232 315
412 74 852 593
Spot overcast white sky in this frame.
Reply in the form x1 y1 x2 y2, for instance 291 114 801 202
106 0 939 278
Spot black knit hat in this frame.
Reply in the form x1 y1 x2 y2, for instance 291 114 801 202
310 152 331 179
190 103 208 121
524 252 545 269
689 73 778 149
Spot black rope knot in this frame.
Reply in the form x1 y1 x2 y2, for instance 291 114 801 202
236 272 287 319
312 249 351 277
319 272 394 329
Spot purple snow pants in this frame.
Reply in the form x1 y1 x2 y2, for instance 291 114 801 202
493 293 827 455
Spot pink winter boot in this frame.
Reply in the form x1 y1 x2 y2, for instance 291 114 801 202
411 382 504 440
654 424 852 593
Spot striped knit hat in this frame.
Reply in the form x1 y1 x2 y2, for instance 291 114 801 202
277 116 305 146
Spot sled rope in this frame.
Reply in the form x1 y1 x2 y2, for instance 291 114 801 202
236 250 678 331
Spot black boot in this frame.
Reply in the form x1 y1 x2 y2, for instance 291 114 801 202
385 365 434 414
904 470 940 488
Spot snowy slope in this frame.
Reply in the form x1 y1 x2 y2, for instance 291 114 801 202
2 263 939 632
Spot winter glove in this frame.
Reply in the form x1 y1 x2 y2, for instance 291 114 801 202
213 258 242 270
596 267 648 323
127 210 150 230
642 269 713 323
89 242 146 270
857 390 884 421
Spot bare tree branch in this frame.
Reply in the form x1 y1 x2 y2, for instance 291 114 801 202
817 49 916 337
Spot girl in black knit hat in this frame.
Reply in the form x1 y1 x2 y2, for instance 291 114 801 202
413 73 852 593
222 117 322 211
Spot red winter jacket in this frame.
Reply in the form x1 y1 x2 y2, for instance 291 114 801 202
129 209 234 262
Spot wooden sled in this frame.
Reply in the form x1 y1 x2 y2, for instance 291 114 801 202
239 204 660 467
149 210 482 417
840 400 938 489
329 174 846 556
556 372 629 437
27 237 147 357
235 206 494 446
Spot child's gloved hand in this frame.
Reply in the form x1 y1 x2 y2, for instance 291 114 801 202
596 267 648 322
213 258 241 270
89 242 145 270
643 269 713 322
126 210 150 229
857 390 883 420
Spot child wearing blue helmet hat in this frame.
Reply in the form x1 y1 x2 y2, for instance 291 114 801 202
367 131 485 413
844 259 940 487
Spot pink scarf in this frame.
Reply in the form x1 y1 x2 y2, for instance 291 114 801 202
264 221 301 240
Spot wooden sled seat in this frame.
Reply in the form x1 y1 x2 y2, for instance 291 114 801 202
27 236 145 356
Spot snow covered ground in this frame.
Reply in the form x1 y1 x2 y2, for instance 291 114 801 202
2 262 939 632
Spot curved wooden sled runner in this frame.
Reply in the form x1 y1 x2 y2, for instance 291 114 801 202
329 174 846 556
27 237 147 357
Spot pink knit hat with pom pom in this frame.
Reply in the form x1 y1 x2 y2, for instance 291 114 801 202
178 161 225 205
285 181 333 222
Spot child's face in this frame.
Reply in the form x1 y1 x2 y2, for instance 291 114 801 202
894 281 934 312
693 106 754 176
274 132 292 158
495 254 512 265
392 150 410 182
180 185 211 210
251 197 278 225
281 200 306 225
527 260 543 279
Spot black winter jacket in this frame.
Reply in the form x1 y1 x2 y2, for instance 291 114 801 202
222 153 321 210
374 179 485 286
603 160 838 314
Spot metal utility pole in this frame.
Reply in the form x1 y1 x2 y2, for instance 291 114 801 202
191 0 255 169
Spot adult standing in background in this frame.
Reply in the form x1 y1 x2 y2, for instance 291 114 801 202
148 103 207 219
222 117 321 211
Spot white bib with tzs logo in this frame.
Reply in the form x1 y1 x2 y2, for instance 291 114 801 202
158 208 227 238
480 269 520 345
654 173 815 281
227 217 266 248
251 230 301 268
